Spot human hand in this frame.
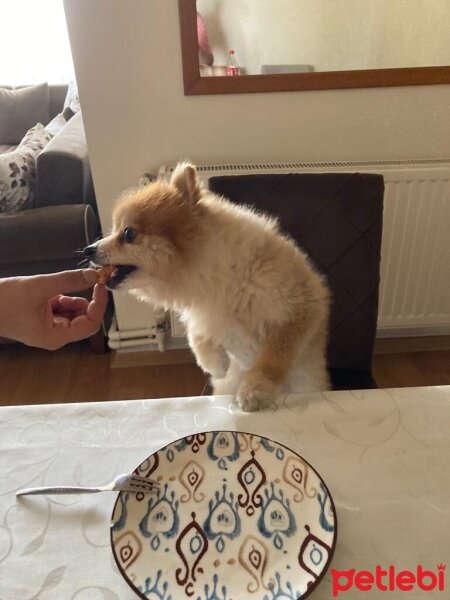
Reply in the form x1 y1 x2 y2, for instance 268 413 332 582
0 269 108 350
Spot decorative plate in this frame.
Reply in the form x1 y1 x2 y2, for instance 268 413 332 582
110 431 337 599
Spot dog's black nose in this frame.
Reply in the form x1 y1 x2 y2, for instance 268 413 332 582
83 244 98 258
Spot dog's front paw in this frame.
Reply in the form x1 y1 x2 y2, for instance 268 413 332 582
205 349 230 379
236 374 277 412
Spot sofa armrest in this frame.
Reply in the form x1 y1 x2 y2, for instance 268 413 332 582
35 111 95 209
0 204 99 277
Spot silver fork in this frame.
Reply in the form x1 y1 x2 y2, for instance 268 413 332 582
16 473 159 496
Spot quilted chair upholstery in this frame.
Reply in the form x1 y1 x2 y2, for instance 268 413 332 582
207 172 385 391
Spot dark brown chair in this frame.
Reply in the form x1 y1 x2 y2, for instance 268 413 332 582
206 172 384 391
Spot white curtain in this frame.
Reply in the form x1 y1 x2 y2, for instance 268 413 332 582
0 0 75 85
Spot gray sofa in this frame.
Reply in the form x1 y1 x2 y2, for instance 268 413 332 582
0 84 106 351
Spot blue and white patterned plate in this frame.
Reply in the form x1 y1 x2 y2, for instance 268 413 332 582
110 431 337 599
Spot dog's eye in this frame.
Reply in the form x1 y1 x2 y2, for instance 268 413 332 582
123 227 136 243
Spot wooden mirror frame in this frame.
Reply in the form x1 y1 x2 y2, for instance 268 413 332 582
179 0 450 95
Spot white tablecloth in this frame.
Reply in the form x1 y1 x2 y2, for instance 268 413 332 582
0 386 449 599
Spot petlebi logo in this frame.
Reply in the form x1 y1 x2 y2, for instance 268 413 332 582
331 564 446 597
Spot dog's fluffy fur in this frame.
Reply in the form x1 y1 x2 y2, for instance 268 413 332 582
92 162 331 410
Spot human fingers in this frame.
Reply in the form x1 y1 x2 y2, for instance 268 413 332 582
36 269 100 297
52 296 90 315
86 284 108 322
52 284 108 344
49 312 100 347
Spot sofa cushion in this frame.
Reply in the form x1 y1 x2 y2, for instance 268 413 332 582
48 84 68 120
0 83 49 144
0 123 52 213
45 112 68 137
63 80 81 113
0 144 16 154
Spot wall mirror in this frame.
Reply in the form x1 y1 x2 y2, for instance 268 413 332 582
178 0 450 95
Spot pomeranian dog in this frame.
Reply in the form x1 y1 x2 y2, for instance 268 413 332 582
84 162 331 410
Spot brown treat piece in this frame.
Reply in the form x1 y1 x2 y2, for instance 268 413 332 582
96 265 117 284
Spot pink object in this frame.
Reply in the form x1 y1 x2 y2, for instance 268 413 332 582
197 12 213 56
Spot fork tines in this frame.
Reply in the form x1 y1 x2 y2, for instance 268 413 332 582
129 476 159 492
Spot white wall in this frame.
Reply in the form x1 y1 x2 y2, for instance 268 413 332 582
63 0 450 333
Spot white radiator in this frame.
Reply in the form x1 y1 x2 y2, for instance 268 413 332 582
160 159 450 338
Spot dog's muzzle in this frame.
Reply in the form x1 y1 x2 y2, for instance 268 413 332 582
82 242 137 289
83 243 98 259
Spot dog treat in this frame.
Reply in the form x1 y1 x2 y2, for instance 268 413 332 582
96 265 117 284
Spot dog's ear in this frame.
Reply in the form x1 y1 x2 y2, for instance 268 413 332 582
171 162 202 205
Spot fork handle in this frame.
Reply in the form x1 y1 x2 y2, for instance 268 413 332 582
16 486 102 496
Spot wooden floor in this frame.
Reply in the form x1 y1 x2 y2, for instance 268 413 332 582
0 341 449 406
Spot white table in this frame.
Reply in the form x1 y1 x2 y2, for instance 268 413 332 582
0 386 449 599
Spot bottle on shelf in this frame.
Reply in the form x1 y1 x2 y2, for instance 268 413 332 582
226 50 241 76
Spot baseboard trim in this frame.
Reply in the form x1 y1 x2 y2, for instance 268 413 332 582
112 335 450 367
111 348 196 368
374 335 450 354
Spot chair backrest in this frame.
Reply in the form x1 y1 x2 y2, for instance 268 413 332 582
208 173 384 384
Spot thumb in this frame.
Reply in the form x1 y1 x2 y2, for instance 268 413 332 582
36 269 99 297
